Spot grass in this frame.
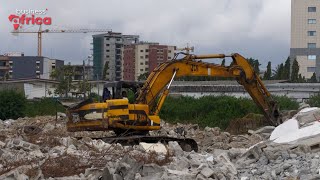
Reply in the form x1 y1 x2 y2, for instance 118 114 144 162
160 95 298 130
24 98 65 117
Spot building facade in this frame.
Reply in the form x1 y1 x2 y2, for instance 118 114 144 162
291 0 320 79
122 42 176 81
0 56 10 80
92 32 139 81
7 56 64 79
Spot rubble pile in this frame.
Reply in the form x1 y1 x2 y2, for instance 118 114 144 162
1 103 320 179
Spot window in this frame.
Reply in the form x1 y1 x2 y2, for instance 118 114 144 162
168 50 172 53
106 38 109 40
140 69 143 71
145 61 148 65
140 62 143 65
145 55 149 58
308 19 316 24
140 50 143 52
308 43 316 48
140 56 144 59
116 38 120 41
106 50 110 52
146 49 149 52
308 55 316 60
168 57 171 60
106 55 110 58
307 67 316 72
309 7 316 12
308 31 316 36
145 68 148 71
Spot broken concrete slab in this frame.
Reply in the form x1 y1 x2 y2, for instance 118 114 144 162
200 167 214 178
48 146 66 157
248 126 275 135
141 164 164 177
271 119 320 144
115 156 143 180
5 138 40 151
139 142 167 154
168 141 183 156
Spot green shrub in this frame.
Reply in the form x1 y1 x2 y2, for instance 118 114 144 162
272 95 299 110
24 98 65 117
160 95 298 129
307 93 320 107
0 90 27 120
89 93 101 102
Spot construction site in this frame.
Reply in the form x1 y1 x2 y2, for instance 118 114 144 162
3 0 320 180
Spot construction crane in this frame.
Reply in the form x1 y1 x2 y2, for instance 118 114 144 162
176 43 194 54
11 26 112 56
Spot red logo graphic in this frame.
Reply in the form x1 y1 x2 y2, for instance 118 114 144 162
8 14 52 30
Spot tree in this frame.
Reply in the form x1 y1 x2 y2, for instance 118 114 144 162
291 58 299 82
273 63 284 80
0 90 26 120
283 57 291 80
102 62 109 80
310 72 318 83
50 65 75 97
221 59 225 66
78 80 91 98
263 61 272 80
298 74 303 82
138 72 149 81
247 58 261 74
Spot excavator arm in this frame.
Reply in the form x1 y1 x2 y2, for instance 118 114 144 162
136 53 280 126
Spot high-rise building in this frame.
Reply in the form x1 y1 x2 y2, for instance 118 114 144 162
92 32 139 81
122 42 176 81
291 0 320 79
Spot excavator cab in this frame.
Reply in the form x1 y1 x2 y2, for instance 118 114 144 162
102 81 144 101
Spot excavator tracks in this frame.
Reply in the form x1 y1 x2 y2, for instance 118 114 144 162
91 135 198 152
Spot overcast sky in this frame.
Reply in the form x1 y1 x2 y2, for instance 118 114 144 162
1 0 290 68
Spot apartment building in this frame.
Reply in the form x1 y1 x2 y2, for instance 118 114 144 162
290 0 320 79
92 32 139 81
7 56 64 79
122 42 176 81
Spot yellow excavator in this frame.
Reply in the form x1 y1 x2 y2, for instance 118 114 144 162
66 53 280 151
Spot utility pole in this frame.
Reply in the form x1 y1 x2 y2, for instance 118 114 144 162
97 74 100 102
82 60 86 98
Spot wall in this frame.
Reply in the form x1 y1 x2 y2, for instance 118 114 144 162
170 82 320 102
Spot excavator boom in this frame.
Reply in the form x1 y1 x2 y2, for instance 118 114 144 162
136 53 280 126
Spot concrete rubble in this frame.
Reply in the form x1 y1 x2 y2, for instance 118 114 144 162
1 103 320 179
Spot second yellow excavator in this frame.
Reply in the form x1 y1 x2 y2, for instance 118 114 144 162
66 53 281 151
